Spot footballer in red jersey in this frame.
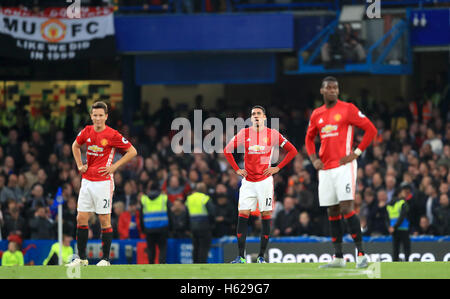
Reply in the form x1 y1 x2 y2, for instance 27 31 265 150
305 76 377 269
224 105 298 263
69 101 137 267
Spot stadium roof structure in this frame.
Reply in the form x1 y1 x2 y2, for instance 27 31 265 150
285 12 413 75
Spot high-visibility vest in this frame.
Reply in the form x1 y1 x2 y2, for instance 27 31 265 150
43 242 74 265
1 250 24 266
141 194 168 229
185 192 210 221
387 199 409 230
30 116 50 134
409 101 432 123
1 108 17 129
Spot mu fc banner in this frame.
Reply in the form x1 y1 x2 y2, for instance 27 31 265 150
0 7 115 61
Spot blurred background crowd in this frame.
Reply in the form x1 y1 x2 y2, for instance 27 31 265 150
0 78 449 244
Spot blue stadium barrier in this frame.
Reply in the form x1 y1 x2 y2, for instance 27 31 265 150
1 236 449 265
217 235 450 243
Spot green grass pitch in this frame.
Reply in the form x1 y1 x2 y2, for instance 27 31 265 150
0 262 448 279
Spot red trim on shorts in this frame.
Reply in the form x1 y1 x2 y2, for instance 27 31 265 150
343 210 356 219
77 225 89 230
238 213 249 219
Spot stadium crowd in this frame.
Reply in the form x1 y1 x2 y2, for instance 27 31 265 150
0 80 449 246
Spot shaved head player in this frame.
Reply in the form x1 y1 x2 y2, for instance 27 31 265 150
68 101 137 267
305 77 377 268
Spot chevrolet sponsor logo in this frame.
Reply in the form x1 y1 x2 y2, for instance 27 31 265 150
88 145 104 153
248 145 266 152
321 124 338 134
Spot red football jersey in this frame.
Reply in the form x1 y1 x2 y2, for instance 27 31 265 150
224 127 292 182
76 125 132 181
305 100 377 170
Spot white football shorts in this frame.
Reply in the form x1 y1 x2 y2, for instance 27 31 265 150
77 178 114 214
318 160 357 207
238 175 274 212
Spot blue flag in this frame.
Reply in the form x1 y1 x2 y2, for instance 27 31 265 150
50 187 63 219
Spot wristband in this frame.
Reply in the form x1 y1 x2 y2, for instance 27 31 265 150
354 148 362 156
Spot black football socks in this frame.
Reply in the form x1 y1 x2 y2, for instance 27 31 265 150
237 213 249 257
344 210 364 255
101 227 113 261
259 215 271 258
76 225 89 260
328 215 344 258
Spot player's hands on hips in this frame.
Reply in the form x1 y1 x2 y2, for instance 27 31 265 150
339 152 358 165
263 166 280 177
312 159 324 170
98 164 118 176
236 169 248 178
78 164 88 174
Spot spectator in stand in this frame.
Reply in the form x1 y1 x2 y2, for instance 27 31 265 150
321 22 366 66
0 174 24 205
63 196 78 238
111 201 125 239
24 161 40 191
1 239 24 266
372 172 384 194
293 211 318 236
113 171 125 200
370 190 389 236
413 215 439 236
359 187 376 226
423 127 444 156
439 181 449 197
2 200 27 240
423 182 440 226
168 199 190 238
4 130 21 165
213 193 235 238
385 174 397 203
163 174 191 203
1 156 15 176
28 205 55 239
118 199 144 240
88 214 101 240
24 184 47 218
116 180 138 211
433 193 450 235
273 196 300 237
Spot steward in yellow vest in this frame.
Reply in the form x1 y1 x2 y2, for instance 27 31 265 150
1 241 24 266
140 186 170 264
185 183 215 263
387 183 411 262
